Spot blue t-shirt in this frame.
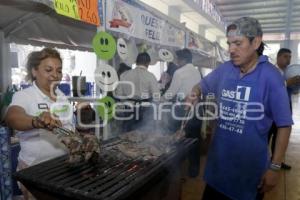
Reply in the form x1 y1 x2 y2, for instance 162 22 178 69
200 55 293 128
199 55 293 200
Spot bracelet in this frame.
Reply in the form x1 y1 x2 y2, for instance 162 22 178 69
269 162 281 171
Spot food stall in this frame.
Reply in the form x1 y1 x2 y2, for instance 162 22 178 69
0 0 224 199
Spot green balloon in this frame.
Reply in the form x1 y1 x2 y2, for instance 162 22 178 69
96 96 115 121
92 32 116 60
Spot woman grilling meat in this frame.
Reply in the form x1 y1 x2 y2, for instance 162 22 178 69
5 48 98 200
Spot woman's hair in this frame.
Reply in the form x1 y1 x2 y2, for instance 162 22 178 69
26 48 62 82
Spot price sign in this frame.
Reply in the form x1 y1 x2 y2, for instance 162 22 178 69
54 0 79 20
54 0 101 26
78 0 100 26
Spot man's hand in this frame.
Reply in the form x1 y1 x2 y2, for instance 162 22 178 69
287 75 300 87
258 169 280 193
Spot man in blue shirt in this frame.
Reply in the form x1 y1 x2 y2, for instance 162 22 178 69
187 17 293 200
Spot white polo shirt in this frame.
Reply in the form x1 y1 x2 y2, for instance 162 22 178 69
9 82 74 166
163 63 201 101
116 65 160 100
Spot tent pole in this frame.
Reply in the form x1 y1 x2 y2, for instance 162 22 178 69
0 31 11 94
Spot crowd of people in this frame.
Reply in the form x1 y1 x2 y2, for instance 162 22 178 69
4 16 299 200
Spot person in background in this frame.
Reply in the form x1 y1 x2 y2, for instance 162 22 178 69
5 48 73 200
117 62 131 78
268 48 300 170
115 52 160 132
159 62 178 94
187 17 292 200
163 49 201 102
162 49 202 178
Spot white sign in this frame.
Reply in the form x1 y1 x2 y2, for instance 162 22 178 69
106 0 185 47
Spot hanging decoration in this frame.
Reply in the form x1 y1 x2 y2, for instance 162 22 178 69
94 63 119 92
96 96 116 121
92 31 117 60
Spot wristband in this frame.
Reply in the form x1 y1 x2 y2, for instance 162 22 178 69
269 162 281 171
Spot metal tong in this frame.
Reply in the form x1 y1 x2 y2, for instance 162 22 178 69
53 126 76 137
174 108 192 141
180 108 192 132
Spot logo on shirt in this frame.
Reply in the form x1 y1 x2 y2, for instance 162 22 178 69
222 86 251 101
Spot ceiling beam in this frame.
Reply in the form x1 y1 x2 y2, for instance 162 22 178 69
263 28 300 34
215 0 285 6
222 8 287 17
218 3 286 12
261 23 286 28
223 14 287 22
259 18 286 23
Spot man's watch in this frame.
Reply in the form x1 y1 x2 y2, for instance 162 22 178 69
269 162 281 171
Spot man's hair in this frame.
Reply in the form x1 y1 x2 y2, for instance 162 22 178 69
277 48 291 58
226 17 265 56
136 52 151 66
176 48 192 63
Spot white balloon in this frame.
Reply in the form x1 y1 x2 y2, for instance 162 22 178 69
158 49 174 62
285 64 300 78
124 39 138 66
285 64 300 92
117 38 128 61
94 64 119 92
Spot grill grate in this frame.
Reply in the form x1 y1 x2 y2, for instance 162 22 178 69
14 138 196 200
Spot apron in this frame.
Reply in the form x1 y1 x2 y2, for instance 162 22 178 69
204 65 270 200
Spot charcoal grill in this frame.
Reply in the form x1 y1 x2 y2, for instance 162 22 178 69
14 137 196 200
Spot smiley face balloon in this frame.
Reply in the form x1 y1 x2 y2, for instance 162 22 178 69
92 32 116 60
117 38 128 61
96 96 115 121
94 64 119 92
159 49 174 62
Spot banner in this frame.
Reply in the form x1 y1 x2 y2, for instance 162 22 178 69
54 0 100 26
187 31 214 56
106 0 185 47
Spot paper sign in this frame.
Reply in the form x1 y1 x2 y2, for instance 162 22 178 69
106 0 185 48
78 0 100 25
54 0 79 20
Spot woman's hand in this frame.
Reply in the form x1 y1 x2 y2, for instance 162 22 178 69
33 111 62 130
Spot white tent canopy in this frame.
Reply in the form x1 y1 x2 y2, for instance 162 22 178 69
0 0 97 49
0 0 97 92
